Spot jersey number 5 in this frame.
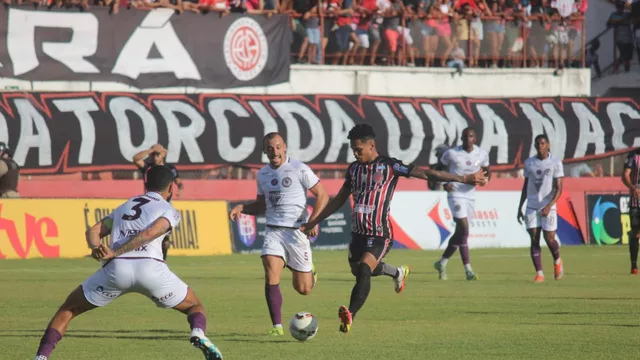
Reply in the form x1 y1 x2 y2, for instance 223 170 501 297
122 197 151 221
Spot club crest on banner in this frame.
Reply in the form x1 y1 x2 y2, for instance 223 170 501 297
223 17 269 81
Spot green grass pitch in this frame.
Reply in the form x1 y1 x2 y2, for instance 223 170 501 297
1 246 638 360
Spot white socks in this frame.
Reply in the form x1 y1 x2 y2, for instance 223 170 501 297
191 328 205 339
537 271 544 277
440 258 449 267
464 264 473 273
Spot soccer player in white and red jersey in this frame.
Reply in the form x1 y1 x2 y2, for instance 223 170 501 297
301 124 486 333
621 147 640 275
517 134 565 283
229 133 328 336
434 127 491 281
33 165 223 360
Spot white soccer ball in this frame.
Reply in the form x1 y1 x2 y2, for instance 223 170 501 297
288 312 318 341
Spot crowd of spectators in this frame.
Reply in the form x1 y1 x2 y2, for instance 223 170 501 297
4 0 588 68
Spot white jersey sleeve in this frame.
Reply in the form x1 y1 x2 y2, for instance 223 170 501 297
256 176 265 196
299 163 320 190
445 145 488 200
554 158 565 178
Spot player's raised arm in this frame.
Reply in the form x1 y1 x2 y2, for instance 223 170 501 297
302 182 351 234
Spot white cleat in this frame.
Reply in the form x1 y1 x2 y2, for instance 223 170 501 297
393 265 411 293
35 356 48 360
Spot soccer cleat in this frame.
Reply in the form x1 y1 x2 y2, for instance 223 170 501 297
190 335 223 360
434 261 448 280
466 271 478 281
631 268 638 275
554 259 564 280
532 275 545 283
338 305 352 333
394 265 410 293
267 326 284 336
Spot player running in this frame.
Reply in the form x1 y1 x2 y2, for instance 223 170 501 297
33 165 222 360
229 133 328 336
300 124 486 333
517 134 565 283
433 127 490 281
621 147 640 275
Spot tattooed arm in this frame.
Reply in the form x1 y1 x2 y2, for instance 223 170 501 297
103 217 173 259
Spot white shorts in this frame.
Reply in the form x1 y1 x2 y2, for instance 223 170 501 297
81 258 188 308
261 226 313 272
447 197 475 219
525 207 558 232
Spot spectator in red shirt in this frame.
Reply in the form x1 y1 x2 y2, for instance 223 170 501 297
354 0 381 65
331 0 359 64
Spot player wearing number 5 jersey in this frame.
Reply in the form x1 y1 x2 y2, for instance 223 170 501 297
33 166 222 360
229 133 328 337
517 134 565 283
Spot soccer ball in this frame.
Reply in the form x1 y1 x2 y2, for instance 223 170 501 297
288 312 318 341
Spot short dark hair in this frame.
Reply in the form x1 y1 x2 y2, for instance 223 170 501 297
263 132 285 147
347 124 376 141
534 134 549 143
144 165 175 193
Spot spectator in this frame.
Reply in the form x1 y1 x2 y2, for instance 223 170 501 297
447 40 466 68
330 0 358 65
585 38 602 77
353 0 379 65
608 1 634 73
0 142 19 199
422 2 439 67
486 0 506 68
304 0 322 64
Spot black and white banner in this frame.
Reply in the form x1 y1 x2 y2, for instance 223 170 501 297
2 93 640 174
0 7 291 88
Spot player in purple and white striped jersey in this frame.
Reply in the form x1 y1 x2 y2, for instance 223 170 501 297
622 147 640 275
301 124 487 333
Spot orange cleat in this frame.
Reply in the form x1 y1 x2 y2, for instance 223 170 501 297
554 259 564 280
632 268 638 275
533 275 545 283
338 305 352 333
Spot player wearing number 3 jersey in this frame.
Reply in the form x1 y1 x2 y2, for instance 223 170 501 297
33 165 223 360
229 133 329 336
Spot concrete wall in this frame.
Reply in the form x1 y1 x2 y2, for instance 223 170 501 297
1 65 592 97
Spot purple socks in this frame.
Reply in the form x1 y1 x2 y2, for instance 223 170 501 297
265 284 282 326
36 328 62 358
187 312 207 332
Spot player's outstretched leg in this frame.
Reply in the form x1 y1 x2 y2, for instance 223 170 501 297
529 228 544 283
262 255 285 336
372 262 410 293
543 231 563 280
34 286 97 360
340 255 379 333
629 231 639 275
173 288 223 360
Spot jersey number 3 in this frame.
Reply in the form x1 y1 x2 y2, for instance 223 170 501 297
122 197 151 221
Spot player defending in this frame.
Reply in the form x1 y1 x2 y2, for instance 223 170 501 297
621 147 640 275
517 134 565 283
433 127 490 281
33 166 222 360
228 133 328 336
133 143 184 261
300 124 486 333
